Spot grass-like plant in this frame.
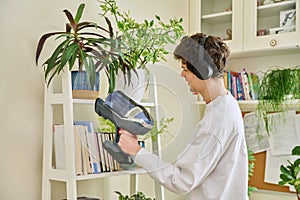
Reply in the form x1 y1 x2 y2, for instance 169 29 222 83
278 146 300 200
248 149 257 196
257 66 300 134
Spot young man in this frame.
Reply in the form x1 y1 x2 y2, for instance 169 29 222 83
118 33 248 200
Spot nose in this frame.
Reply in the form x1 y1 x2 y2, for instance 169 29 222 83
181 70 185 78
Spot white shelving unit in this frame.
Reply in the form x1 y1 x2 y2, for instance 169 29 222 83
41 71 164 200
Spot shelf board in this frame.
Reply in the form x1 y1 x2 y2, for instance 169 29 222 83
73 98 155 107
76 168 146 181
197 99 299 112
201 11 232 24
48 168 146 181
238 100 258 112
73 99 95 104
258 0 296 18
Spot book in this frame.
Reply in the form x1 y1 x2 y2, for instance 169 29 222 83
96 132 107 172
74 121 101 174
241 69 251 100
227 70 231 93
236 75 244 100
74 126 83 175
101 133 111 171
53 124 83 175
76 125 92 175
224 71 228 90
250 73 260 100
231 74 238 99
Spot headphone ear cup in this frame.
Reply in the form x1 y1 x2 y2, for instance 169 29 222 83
194 61 213 80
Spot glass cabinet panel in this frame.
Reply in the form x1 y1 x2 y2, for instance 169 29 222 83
189 0 243 52
244 0 299 50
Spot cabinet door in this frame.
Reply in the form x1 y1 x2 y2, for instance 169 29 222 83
189 0 244 52
244 0 299 51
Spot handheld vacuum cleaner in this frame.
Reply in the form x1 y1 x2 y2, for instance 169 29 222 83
94 90 154 165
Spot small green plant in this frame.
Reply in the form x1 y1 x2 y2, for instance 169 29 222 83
248 149 257 196
140 117 174 142
278 146 300 200
96 116 116 133
115 191 155 200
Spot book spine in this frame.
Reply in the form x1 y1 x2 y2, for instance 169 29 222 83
238 72 245 100
242 69 251 100
231 75 238 99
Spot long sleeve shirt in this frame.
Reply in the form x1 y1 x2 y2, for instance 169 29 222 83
135 93 248 200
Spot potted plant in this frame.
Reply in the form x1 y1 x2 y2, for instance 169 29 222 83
115 191 155 200
257 66 300 134
35 3 126 99
139 117 174 142
278 146 300 199
98 0 185 93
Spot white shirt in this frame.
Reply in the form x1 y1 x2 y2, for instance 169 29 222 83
135 93 248 200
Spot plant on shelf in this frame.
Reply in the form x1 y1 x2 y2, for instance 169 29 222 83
247 149 257 196
115 191 155 200
98 0 185 92
257 66 300 134
278 146 300 200
35 3 126 91
140 117 174 142
96 116 116 133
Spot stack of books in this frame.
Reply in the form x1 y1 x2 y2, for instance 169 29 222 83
53 120 121 175
224 68 260 101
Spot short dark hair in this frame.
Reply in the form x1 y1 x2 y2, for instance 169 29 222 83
174 33 230 78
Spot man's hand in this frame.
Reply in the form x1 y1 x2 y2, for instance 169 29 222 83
118 129 142 156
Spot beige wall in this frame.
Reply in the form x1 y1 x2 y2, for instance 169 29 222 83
0 0 299 199
0 0 189 199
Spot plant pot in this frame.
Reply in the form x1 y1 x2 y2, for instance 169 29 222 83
71 71 100 100
115 68 147 102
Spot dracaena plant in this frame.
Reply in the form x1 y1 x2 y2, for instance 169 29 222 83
98 0 185 92
35 3 128 89
278 146 300 200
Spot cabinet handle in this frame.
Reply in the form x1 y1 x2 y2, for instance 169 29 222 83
270 39 277 47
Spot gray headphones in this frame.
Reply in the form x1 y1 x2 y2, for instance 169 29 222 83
174 36 216 80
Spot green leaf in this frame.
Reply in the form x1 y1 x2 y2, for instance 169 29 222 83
278 180 287 186
294 166 300 177
81 50 96 88
292 146 300 156
280 165 292 175
44 40 69 80
60 43 78 70
35 32 66 65
280 173 293 182
294 158 300 167
74 3 85 24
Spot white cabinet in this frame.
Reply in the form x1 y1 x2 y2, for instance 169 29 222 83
41 71 164 200
189 0 244 52
244 0 299 51
190 0 300 53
